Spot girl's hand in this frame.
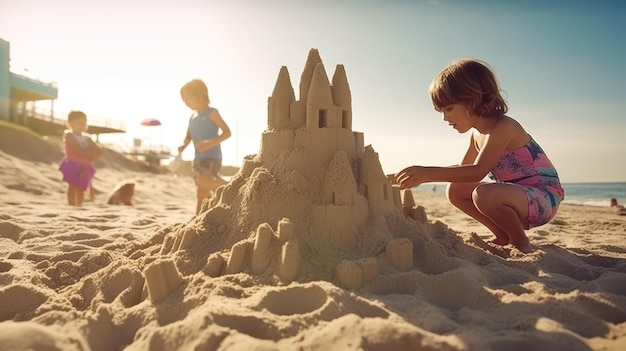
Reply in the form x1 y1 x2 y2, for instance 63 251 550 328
395 166 427 189
196 139 217 152
386 174 399 185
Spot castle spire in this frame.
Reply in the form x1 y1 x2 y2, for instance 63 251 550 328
306 63 334 129
268 66 295 130
299 49 322 107
331 64 352 130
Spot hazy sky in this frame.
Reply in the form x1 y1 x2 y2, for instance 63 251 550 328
2 0 625 182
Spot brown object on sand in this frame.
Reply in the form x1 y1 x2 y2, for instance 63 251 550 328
107 181 135 205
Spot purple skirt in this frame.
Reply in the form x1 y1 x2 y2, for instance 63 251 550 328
59 158 95 191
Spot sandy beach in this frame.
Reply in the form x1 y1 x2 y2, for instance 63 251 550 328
2 50 626 351
2 127 626 351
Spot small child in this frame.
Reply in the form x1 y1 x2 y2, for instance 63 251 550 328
177 79 232 215
391 59 564 253
59 110 102 206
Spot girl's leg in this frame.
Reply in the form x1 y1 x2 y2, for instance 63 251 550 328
472 183 532 253
75 187 85 207
446 182 512 246
87 183 95 202
67 185 76 206
195 174 228 214
67 184 85 206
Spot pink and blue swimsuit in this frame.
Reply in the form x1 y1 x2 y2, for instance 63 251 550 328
488 138 565 229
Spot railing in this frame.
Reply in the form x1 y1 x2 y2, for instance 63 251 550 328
132 145 172 157
24 105 126 132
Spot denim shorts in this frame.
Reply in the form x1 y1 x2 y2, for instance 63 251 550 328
193 158 222 177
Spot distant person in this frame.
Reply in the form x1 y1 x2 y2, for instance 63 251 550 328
432 185 437 192
610 198 626 215
59 110 102 206
177 79 232 215
389 59 564 254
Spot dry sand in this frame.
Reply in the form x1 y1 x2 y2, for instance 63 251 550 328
1 139 625 351
1 50 625 351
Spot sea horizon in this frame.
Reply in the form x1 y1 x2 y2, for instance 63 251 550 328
416 182 626 208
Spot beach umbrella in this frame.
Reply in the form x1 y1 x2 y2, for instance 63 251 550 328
140 118 162 126
139 118 163 151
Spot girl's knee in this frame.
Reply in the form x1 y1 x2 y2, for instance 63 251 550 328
472 184 497 210
445 182 459 202
446 182 476 203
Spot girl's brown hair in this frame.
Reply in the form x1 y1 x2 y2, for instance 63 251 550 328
428 59 507 119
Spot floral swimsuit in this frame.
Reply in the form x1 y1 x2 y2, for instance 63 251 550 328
488 138 565 228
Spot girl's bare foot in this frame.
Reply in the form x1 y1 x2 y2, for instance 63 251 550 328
489 238 509 246
512 241 533 254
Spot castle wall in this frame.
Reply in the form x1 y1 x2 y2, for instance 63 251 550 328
362 181 396 215
312 205 360 249
354 132 365 156
289 101 306 129
260 130 294 162
294 128 360 168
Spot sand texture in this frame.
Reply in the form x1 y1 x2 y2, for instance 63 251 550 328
1 50 625 351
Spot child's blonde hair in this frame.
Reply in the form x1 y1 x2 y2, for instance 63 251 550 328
180 79 210 105
429 59 508 119
67 110 87 123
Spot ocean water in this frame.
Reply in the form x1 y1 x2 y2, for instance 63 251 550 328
559 182 626 207
416 182 626 208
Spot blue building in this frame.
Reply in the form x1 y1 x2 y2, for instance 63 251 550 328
0 38 58 123
0 38 125 137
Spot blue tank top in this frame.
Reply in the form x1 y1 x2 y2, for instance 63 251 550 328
189 107 222 160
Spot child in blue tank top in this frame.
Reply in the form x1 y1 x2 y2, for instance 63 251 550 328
177 79 232 215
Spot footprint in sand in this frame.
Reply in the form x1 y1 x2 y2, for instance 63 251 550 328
550 219 568 225
37 213 59 218
0 260 13 272
0 222 25 241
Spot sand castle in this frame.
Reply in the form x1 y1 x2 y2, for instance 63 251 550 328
151 49 429 301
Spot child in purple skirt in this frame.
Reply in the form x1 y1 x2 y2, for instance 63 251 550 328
59 111 102 206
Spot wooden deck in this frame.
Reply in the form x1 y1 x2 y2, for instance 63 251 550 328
13 106 126 139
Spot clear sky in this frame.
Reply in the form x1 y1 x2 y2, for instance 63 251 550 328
2 0 625 183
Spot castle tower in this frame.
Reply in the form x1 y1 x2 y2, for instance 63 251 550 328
262 49 363 165
331 64 352 130
299 49 323 108
359 146 396 215
267 66 295 130
306 63 335 129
